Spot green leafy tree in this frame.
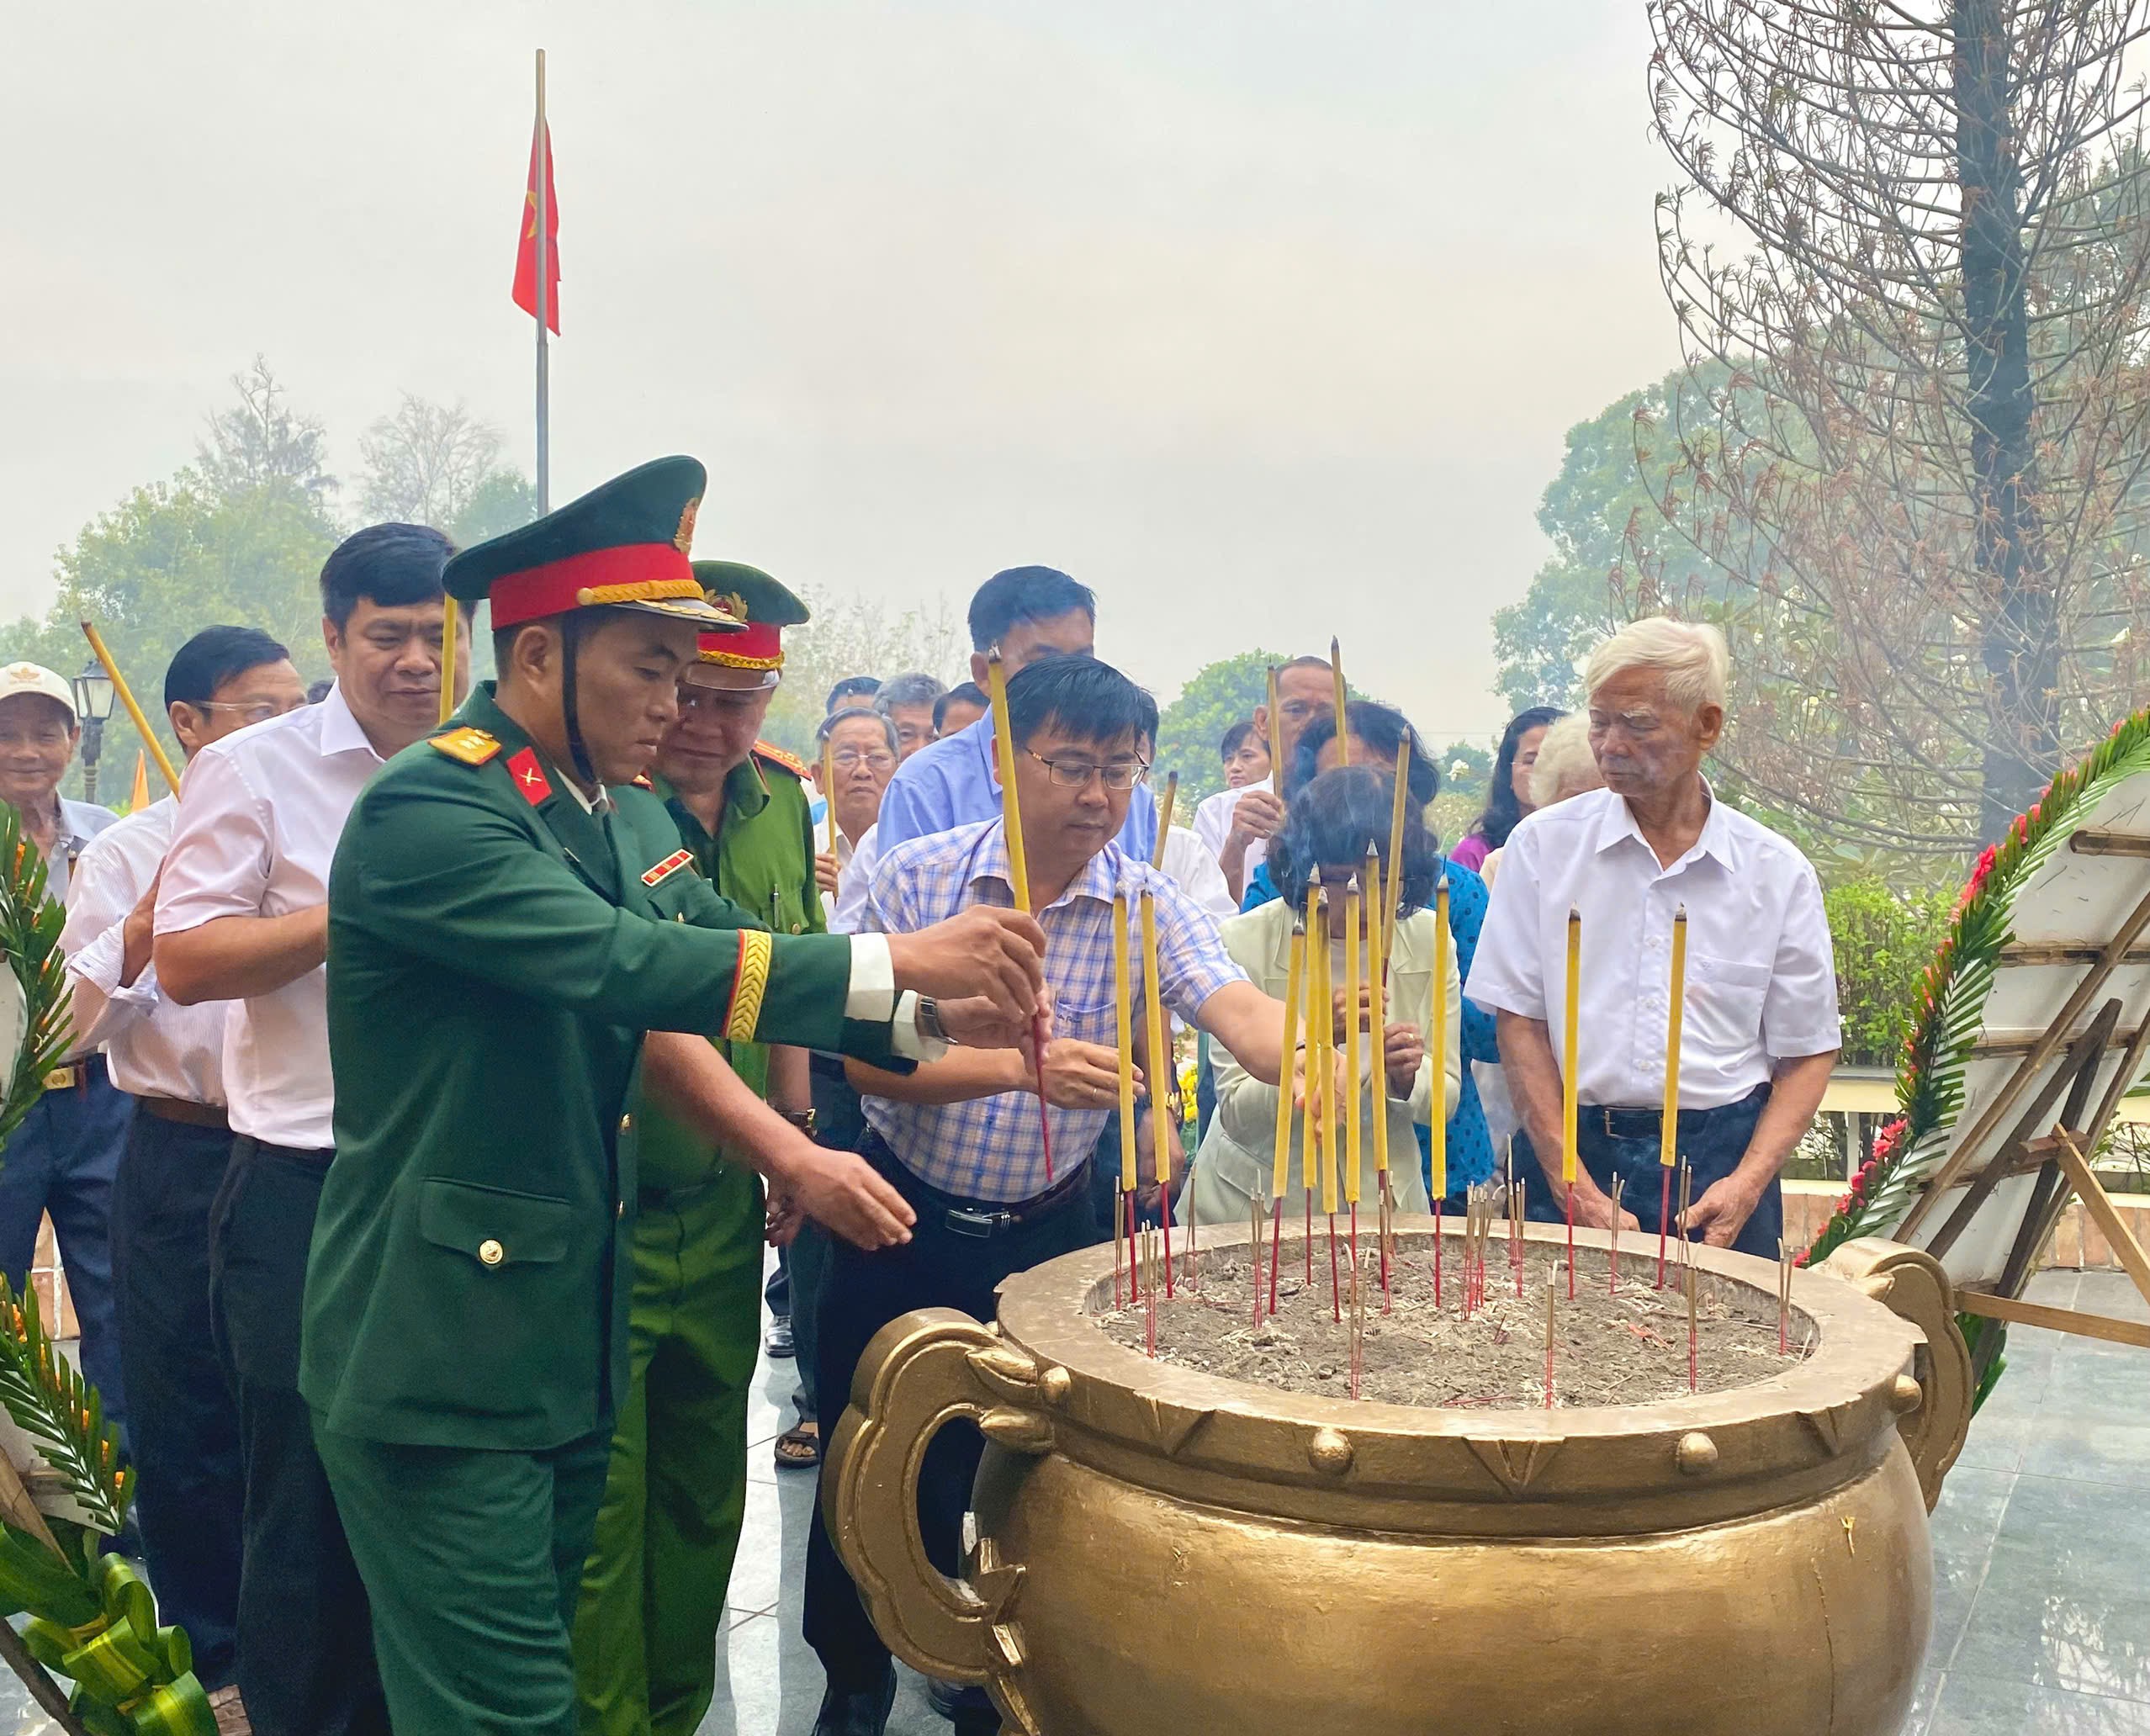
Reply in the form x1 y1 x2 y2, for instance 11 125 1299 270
450 472 539 548
757 591 967 763
1822 880 1952 1068
1153 650 1289 807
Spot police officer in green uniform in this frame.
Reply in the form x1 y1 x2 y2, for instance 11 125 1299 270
299 458 1050 1736
572 562 825 1736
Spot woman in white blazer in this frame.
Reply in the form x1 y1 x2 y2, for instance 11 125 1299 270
1185 767 1460 1229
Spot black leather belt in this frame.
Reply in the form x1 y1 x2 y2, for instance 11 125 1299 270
863 1135 1088 1240
1591 1084 1771 1141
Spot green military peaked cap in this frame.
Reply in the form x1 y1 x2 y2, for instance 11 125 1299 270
444 456 739 632
685 561 809 691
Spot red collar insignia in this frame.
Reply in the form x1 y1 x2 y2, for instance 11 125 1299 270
641 848 694 887
506 747 553 807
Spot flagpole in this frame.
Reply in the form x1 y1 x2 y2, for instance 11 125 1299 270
533 47 551 513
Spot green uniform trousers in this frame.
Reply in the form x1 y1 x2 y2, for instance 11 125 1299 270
314 1416 613 1736
572 1161 764 1736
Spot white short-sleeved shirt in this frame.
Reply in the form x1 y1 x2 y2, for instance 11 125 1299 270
61 796 231 1104
1465 785 1840 1110
155 686 386 1150
1192 777 1270 881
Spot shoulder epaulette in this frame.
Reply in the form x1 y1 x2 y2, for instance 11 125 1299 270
430 727 502 765
752 740 811 781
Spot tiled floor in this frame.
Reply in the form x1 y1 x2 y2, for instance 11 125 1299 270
4 1272 2144 1734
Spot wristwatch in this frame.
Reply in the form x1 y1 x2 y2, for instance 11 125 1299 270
781 1109 818 1136
915 996 950 1047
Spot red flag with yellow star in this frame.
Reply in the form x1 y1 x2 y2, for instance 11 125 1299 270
512 124 560 333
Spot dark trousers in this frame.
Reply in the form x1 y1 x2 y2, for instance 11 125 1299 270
804 1136 1094 1692
1516 1085 1782 1259
209 1137 387 1736
112 1109 241 1690
792 1054 871 1424
0 1057 131 1434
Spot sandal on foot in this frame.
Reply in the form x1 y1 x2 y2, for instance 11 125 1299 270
774 1421 821 1469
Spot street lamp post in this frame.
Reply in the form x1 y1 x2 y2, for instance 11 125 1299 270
71 660 116 807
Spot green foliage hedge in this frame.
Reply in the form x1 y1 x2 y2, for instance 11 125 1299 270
1823 879 1951 1067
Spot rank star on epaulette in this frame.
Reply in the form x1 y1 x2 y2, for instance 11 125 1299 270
641 848 694 887
506 747 553 806
429 726 502 766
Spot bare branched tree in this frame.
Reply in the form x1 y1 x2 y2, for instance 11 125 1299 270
358 395 507 530
1643 0 2150 849
196 356 336 515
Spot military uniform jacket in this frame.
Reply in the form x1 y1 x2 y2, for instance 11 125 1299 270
638 746 821 1195
300 685 907 1452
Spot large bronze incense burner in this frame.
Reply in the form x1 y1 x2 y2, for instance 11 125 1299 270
826 1225 1972 1736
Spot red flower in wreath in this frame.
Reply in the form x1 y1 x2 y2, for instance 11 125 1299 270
1871 1116 1908 1165
1959 844 1999 909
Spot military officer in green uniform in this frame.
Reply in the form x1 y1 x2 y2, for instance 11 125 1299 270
299 458 1050 1736
573 562 826 1736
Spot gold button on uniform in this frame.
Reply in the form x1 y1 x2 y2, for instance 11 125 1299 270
619 1114 633 1134
478 1238 505 1268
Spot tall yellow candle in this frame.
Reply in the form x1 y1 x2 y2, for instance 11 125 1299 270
1342 875 1363 1206
1429 876 1451 1199
820 738 839 856
1114 892 1138 1193
1271 918 1305 1199
1264 666 1284 798
1329 638 1349 765
1307 889 1324 1211
1152 770 1178 868
1301 885 1323 1203
437 595 460 727
1661 905 1689 1170
1382 736 1410 963
1140 885 1172 1186
1562 906 1582 1185
985 654 1031 913
1364 844 1390 1178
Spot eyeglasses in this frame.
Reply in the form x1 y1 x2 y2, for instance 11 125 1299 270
195 699 309 726
1025 750 1151 791
829 749 896 772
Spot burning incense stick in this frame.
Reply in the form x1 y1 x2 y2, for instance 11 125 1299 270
1658 905 1688 1291
1343 874 1364 1232
1270 915 1305 1315
1140 881 1173 1299
1251 1194 1266 1329
986 651 1056 1183
821 737 838 856
1330 638 1349 765
1152 770 1178 864
1563 904 1581 1299
1609 1175 1624 1294
1429 877 1451 1203
1382 738 1409 965
1778 1238 1793 1357
1113 890 1137 1307
1686 1260 1699 1394
1544 1272 1558 1410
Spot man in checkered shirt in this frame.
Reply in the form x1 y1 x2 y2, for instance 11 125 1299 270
801 655 1303 1736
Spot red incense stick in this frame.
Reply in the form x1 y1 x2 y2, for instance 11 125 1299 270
1565 1187 1576 1300
1432 1200 1443 1308
1655 1167 1672 1289
1126 1190 1140 1303
1268 1199 1284 1315
1329 1214 1342 1322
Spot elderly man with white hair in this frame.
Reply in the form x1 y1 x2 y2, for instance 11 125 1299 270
1467 617 1840 1257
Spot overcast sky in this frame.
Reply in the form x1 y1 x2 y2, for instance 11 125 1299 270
3 1 1680 741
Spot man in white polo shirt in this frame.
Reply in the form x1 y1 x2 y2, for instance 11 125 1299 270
62 625 308 1724
1191 654 1334 902
1468 617 1841 1259
155 525 468 1736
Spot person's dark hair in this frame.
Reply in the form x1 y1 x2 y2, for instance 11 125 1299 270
1269 767 1440 918
1289 701 1438 807
319 523 453 629
827 675 882 712
816 706 899 754
1220 719 1257 762
1004 655 1157 756
874 672 945 716
933 681 988 733
1470 705 1568 849
163 627 290 711
967 566 1096 654
306 679 333 705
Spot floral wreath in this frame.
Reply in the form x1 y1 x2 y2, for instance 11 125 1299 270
0 805 214 1733
1799 707 2150 1400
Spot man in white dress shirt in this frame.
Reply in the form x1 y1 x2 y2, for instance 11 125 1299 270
153 527 468 1736
1468 618 1840 1259
62 625 308 1721
1191 654 1334 902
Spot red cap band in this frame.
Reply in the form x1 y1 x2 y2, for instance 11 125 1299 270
697 620 783 667
489 543 699 629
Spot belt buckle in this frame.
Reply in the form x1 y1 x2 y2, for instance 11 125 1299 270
40 1066 75 1092
946 1207 1004 1240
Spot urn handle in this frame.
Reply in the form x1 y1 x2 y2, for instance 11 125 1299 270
1821 1238 1973 1511
823 1307 1033 1686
